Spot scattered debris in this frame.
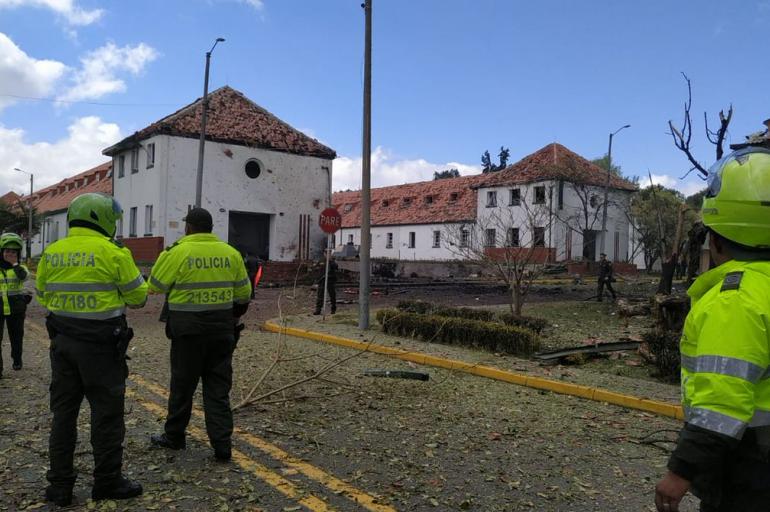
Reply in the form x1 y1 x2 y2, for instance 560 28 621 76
533 341 641 361
363 369 430 381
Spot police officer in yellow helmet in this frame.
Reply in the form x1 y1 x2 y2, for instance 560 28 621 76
0 232 31 376
148 207 251 461
37 193 147 506
655 147 770 512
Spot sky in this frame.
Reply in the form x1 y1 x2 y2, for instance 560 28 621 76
1 0 769 199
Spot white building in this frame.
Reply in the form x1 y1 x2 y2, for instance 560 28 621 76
102 86 336 262
334 143 637 266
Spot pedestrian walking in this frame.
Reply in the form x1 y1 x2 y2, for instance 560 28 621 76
148 208 251 461
596 252 616 301
654 147 770 511
37 193 148 506
0 232 31 375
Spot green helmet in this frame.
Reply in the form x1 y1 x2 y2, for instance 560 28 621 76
703 146 770 248
0 233 23 251
67 193 123 237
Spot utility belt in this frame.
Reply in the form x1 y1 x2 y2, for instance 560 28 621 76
46 313 133 360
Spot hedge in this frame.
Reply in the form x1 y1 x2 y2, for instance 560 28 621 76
376 308 540 356
397 300 548 334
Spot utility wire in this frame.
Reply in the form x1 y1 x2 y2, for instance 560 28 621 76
0 93 181 107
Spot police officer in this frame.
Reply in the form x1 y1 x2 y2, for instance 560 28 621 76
148 208 251 461
654 147 770 511
0 233 30 375
37 193 147 506
596 252 616 301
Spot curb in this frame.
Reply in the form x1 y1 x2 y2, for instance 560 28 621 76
263 320 684 421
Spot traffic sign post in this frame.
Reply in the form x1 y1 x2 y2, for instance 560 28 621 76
318 208 342 317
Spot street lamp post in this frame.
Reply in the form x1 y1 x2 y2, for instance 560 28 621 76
13 167 34 261
598 124 630 257
195 37 225 208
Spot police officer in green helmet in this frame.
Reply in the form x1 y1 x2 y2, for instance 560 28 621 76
0 232 31 376
655 147 770 511
37 193 148 506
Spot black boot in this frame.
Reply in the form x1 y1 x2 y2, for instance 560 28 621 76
150 433 185 450
92 477 142 501
213 443 231 462
45 486 73 506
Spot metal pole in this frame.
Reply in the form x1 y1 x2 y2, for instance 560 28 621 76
194 38 224 208
195 51 211 208
358 0 372 330
27 173 33 261
598 124 629 257
322 235 331 317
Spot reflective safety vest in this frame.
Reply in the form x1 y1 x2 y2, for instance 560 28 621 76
681 259 770 440
35 227 148 320
1 264 28 316
147 233 251 312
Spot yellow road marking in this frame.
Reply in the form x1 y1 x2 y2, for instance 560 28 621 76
132 374 395 512
127 388 335 512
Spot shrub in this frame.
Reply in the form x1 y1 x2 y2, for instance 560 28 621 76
642 330 681 383
498 313 549 334
376 308 540 356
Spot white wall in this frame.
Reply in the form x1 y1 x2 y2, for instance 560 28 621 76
114 135 332 261
112 135 164 240
31 210 67 257
339 223 468 261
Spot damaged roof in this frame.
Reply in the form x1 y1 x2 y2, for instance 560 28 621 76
29 162 112 215
103 85 336 159
333 174 485 228
477 143 637 191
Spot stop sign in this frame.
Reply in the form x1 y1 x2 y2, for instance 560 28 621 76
319 207 342 234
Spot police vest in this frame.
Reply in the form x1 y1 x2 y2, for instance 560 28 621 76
1 264 28 316
680 259 770 441
148 233 251 312
35 227 148 320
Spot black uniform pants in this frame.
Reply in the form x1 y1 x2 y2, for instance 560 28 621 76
597 277 616 301
0 313 25 369
47 335 127 490
164 335 234 451
315 280 336 313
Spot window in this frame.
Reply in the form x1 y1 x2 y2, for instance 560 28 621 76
130 148 139 174
116 217 124 238
402 197 412 207
589 195 599 208
565 230 572 259
558 181 564 210
425 195 434 205
144 205 153 236
449 192 459 202
534 186 546 204
614 232 620 262
460 229 470 248
146 143 155 169
245 160 262 179
432 230 441 248
386 233 393 249
347 234 354 244
129 207 137 237
343 204 353 213
486 191 497 207
485 229 497 247
509 188 520 206
506 228 520 247
118 155 125 178
533 227 545 247
382 199 390 207
408 232 416 248
52 221 60 242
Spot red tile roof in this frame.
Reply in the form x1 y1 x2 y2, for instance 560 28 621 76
477 143 637 191
333 174 485 228
103 86 336 159
0 191 21 209
29 162 112 214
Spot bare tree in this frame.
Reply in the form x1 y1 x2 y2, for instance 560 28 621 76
668 73 732 179
444 197 552 315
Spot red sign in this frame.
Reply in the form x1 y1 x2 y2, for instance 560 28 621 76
319 207 342 234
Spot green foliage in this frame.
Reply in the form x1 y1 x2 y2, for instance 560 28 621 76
0 201 39 236
630 185 695 270
376 308 540 355
591 154 622 177
480 146 510 173
433 168 461 180
685 188 707 209
642 330 680 383
396 300 548 334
